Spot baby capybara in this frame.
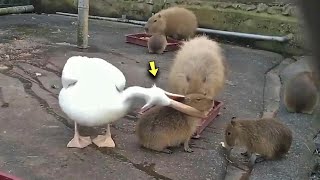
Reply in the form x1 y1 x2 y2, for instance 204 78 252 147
136 93 213 154
224 117 293 165
284 71 319 114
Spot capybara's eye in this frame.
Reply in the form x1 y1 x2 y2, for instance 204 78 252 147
186 75 190 82
202 76 207 83
227 132 231 135
154 20 157 22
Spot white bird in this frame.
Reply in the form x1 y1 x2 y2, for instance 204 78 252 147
58 56 206 149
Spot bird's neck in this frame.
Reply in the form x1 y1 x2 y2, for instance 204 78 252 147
121 86 150 103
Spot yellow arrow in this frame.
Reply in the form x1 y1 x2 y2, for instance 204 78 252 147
148 61 159 77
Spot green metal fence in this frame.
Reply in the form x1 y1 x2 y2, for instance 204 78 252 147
0 0 32 8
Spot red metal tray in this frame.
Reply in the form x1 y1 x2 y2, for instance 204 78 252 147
136 96 223 138
125 33 183 52
0 172 22 180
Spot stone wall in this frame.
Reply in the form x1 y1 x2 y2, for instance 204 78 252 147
34 0 300 22
32 0 77 14
192 0 296 4
0 0 32 8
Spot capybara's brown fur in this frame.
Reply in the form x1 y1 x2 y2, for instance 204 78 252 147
167 36 227 100
224 117 292 164
144 6 198 40
147 34 167 54
136 93 213 154
284 71 319 114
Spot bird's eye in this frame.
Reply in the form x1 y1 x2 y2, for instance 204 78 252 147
227 132 231 135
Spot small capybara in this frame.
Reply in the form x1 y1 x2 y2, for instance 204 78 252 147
224 117 293 165
167 35 227 100
147 33 167 54
136 93 213 154
144 6 198 40
284 71 319 114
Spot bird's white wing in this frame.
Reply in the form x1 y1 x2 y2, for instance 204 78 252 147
61 56 87 88
108 65 126 91
90 57 126 91
61 56 126 90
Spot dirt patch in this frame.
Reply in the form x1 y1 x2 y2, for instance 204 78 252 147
0 38 47 63
0 27 50 67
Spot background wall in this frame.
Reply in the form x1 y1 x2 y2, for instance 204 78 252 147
32 0 305 55
197 0 295 4
0 0 32 8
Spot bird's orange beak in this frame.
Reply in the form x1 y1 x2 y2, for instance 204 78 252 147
139 91 185 112
163 91 185 99
139 89 206 118
168 100 207 118
163 91 206 118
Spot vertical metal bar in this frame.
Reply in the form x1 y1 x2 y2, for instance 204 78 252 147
77 0 89 49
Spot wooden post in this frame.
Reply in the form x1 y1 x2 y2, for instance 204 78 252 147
77 0 89 49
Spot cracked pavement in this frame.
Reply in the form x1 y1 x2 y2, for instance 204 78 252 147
0 14 318 180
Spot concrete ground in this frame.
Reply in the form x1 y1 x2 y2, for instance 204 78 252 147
0 14 318 180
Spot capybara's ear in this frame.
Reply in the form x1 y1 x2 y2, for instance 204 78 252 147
231 119 237 127
158 13 161 18
186 75 190 82
202 76 207 83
